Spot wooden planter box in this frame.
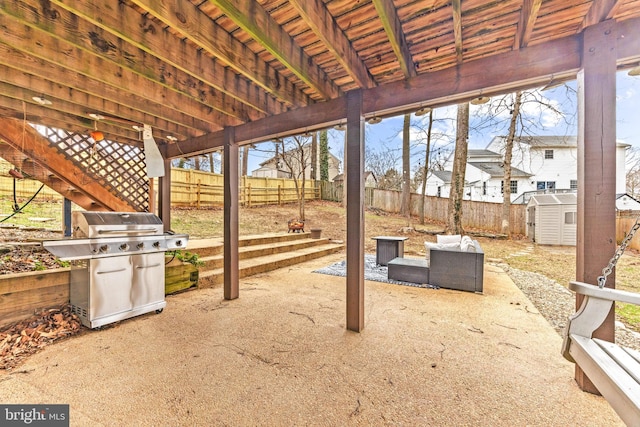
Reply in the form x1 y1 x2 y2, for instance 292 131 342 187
165 258 199 295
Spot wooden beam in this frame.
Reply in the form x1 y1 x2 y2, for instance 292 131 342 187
130 0 311 107
514 0 542 49
0 118 133 211
345 89 365 332
164 18 640 159
575 19 618 393
0 65 199 138
290 0 376 88
210 0 341 100
371 0 417 78
223 127 239 300
0 87 139 142
580 0 622 30
0 43 208 138
47 0 284 117
452 0 463 64
0 4 234 130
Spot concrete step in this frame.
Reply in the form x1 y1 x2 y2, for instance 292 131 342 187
186 233 313 258
197 237 334 270
197 242 344 288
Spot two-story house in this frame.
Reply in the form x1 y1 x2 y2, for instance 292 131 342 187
251 144 341 180
425 135 629 203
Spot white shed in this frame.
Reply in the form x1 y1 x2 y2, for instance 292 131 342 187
526 193 577 246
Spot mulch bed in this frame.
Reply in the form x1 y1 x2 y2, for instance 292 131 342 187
0 305 82 370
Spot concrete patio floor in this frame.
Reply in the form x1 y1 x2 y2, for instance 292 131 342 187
0 253 623 426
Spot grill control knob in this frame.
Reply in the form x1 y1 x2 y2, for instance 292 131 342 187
175 240 183 247
153 241 161 249
99 245 109 253
119 243 130 251
137 242 145 250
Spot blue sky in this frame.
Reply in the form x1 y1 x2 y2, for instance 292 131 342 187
247 70 639 175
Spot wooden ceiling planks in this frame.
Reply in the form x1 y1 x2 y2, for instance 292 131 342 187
0 0 637 153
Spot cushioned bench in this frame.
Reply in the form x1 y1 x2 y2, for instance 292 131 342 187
387 257 429 283
562 281 640 425
427 238 484 293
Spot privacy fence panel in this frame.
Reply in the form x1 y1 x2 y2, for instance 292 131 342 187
170 169 319 208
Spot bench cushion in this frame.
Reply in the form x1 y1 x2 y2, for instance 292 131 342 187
388 257 429 283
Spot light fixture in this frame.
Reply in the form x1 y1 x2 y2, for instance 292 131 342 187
90 130 104 142
366 116 382 125
90 120 104 142
415 107 432 116
32 95 52 106
166 135 177 142
629 66 640 76
88 113 105 120
470 96 490 105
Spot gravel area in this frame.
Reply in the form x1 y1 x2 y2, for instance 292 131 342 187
496 262 640 351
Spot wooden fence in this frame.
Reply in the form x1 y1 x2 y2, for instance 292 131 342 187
171 169 319 207
369 188 527 235
616 212 640 251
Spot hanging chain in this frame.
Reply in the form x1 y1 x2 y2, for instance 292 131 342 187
597 217 640 288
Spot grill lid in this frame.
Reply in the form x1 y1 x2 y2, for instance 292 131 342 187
72 212 163 238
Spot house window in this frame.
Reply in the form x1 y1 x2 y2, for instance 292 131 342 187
570 180 578 190
537 181 556 191
545 149 554 159
437 186 441 197
482 181 487 196
565 212 577 224
501 181 518 194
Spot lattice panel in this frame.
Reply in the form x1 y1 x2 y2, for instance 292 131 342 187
34 125 149 212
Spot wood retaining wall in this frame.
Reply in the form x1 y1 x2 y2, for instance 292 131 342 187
0 269 70 327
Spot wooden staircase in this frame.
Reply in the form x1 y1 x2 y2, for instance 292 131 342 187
185 232 344 288
0 118 144 212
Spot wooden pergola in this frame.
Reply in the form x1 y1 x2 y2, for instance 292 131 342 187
0 0 639 393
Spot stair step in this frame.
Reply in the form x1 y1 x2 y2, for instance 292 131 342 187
197 242 343 288
196 237 335 270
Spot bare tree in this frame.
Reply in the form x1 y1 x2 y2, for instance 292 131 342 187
365 144 401 190
419 110 434 224
446 103 469 234
501 91 522 236
401 114 411 223
627 146 640 198
277 135 311 220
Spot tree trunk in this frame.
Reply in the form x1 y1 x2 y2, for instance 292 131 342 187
446 103 469 235
420 110 433 225
209 153 215 173
311 132 318 181
501 91 522 237
194 156 201 171
241 146 249 176
319 130 329 181
401 114 411 224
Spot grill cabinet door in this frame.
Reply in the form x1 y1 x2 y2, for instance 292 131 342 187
131 252 165 308
90 257 133 318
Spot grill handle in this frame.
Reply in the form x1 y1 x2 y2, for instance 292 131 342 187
97 228 158 235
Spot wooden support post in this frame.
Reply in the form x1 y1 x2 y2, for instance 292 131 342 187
247 184 251 208
224 127 239 300
62 198 71 237
278 185 282 206
575 20 617 393
346 90 365 332
158 159 171 232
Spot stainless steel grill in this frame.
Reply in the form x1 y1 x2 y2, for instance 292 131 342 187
43 212 189 328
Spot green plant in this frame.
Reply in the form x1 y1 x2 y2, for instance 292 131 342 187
55 259 71 268
33 261 46 271
173 250 204 267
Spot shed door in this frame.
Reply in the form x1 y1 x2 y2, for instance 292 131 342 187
527 206 536 242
